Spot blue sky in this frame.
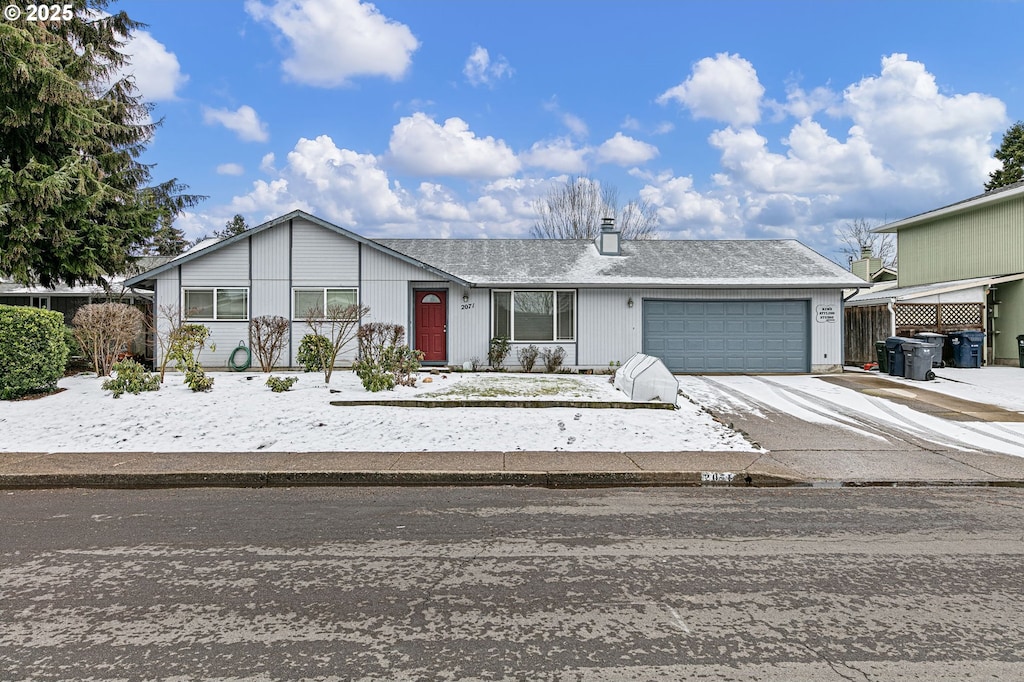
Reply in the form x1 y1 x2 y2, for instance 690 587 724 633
115 0 1023 263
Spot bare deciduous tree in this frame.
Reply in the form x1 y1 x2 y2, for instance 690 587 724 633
304 303 370 383
152 304 184 382
836 218 897 268
250 315 290 372
531 176 658 240
72 303 146 377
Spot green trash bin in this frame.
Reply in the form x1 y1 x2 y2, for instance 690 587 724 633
1018 334 1024 368
875 341 888 373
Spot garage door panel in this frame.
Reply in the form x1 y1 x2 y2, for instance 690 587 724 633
643 299 809 373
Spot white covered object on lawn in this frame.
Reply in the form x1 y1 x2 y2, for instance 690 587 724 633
613 353 679 406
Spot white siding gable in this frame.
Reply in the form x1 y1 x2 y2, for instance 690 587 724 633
291 217 358 287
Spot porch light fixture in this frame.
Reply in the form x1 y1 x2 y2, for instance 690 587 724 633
463 294 469 302
627 297 634 308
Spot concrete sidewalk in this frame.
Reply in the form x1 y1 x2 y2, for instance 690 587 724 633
0 450 797 489
2 446 1023 489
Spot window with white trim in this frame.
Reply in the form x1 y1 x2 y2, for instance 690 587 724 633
492 290 575 342
183 288 248 320
293 288 358 320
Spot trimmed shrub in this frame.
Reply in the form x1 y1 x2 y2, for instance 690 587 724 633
102 358 160 398
488 336 511 370
298 334 333 373
266 376 298 393
517 344 539 372
540 346 567 373
250 315 289 372
72 302 145 377
169 324 214 392
353 323 423 391
0 305 69 400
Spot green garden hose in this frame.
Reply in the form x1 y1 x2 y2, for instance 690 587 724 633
229 340 251 371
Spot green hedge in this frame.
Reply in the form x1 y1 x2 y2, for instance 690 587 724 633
0 305 69 400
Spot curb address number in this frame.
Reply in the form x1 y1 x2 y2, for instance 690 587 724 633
701 471 735 483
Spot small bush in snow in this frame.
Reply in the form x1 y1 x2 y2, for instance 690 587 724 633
250 316 289 372
517 344 539 372
540 346 566 373
488 336 510 370
169 324 214 392
297 334 332 373
266 376 298 393
102 358 160 398
184 368 214 392
353 323 423 392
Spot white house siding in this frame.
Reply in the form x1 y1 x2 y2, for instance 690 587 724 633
179 240 249 286
910 286 984 305
361 247 444 327
448 286 489 366
291 217 358 287
152 268 179 368
576 287 845 373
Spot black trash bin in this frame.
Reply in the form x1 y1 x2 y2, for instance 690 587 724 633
874 341 888 373
1018 334 1024 369
885 336 914 377
948 330 985 368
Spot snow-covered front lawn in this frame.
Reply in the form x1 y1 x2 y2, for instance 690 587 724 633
0 370 755 453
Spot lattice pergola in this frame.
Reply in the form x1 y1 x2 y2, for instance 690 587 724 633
894 302 984 335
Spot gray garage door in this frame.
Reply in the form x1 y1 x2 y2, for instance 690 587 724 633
643 300 810 373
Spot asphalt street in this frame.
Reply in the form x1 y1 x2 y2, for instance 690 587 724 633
3 486 1024 680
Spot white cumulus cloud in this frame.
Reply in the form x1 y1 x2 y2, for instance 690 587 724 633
594 133 659 166
203 105 270 142
658 52 764 127
388 113 521 178
521 138 589 173
463 45 513 87
112 28 188 101
246 0 419 87
216 163 245 176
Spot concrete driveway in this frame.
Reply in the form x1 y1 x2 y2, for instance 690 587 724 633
679 372 1024 484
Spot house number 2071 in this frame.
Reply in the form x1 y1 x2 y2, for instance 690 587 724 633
461 302 475 310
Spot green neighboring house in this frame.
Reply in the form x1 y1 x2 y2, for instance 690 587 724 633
863 181 1024 366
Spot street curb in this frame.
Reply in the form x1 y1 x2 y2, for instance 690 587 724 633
0 470 805 490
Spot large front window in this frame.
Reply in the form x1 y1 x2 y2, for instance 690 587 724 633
294 288 358 319
493 290 575 342
183 288 248 320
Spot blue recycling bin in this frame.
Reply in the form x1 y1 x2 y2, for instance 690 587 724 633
885 336 914 377
948 330 984 368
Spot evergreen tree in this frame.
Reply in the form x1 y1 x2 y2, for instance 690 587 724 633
215 214 249 239
139 214 190 257
0 1 203 287
985 121 1024 191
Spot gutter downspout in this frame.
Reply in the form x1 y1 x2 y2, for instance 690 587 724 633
886 298 897 337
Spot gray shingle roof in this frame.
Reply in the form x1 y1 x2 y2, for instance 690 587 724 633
377 238 865 288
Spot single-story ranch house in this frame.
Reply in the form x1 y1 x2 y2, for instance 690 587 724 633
123 210 864 374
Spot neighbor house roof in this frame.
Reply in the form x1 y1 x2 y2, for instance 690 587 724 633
875 181 1024 233
378 238 865 289
0 255 169 297
846 273 1024 306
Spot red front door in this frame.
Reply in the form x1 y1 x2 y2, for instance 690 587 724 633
414 290 447 362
